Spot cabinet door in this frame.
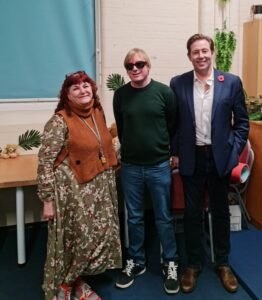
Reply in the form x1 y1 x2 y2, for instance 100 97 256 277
242 19 262 97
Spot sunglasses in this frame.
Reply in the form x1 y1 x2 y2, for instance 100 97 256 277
125 61 147 71
65 70 86 78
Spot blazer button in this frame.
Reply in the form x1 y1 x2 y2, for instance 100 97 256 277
76 160 81 165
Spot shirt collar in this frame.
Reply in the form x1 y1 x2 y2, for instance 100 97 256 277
194 69 214 86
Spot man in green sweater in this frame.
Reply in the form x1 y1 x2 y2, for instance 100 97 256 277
113 48 179 294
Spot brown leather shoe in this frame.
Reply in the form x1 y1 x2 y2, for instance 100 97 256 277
180 267 200 293
216 266 238 293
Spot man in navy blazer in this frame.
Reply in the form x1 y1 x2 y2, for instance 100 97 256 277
170 34 249 294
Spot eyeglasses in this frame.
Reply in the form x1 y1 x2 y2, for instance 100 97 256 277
65 70 86 78
125 61 147 71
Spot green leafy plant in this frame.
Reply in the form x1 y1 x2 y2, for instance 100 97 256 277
18 129 42 150
106 73 125 141
214 30 236 72
214 0 236 72
246 96 262 121
106 73 125 92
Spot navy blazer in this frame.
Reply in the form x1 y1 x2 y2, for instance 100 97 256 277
170 69 249 177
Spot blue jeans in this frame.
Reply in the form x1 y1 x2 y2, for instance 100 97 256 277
120 160 177 265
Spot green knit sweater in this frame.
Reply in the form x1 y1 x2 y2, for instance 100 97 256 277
113 79 177 165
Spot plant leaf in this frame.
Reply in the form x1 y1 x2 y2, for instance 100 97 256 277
214 29 236 72
106 73 125 92
249 112 262 121
18 129 42 150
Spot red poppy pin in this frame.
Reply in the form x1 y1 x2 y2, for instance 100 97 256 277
217 75 224 82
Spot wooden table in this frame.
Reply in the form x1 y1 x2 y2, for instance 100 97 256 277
0 154 37 264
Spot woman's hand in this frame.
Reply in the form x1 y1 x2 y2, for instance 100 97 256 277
43 201 55 220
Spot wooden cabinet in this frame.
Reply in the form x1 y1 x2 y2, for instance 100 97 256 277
246 121 262 228
242 19 262 97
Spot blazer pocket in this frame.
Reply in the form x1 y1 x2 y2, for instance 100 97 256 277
227 133 235 146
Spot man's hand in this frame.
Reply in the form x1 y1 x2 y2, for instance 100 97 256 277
171 156 179 169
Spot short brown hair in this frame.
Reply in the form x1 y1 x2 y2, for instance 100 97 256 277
186 33 214 55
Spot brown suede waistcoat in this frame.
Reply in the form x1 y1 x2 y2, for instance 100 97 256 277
54 108 117 183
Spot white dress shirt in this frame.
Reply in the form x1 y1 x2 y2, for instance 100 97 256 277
193 71 214 145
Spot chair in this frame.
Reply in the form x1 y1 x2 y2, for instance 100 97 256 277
229 140 254 227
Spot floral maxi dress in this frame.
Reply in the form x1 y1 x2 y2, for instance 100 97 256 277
37 115 122 299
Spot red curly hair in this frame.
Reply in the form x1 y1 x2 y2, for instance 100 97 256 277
55 71 101 114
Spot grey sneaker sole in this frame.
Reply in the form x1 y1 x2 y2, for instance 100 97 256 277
115 267 146 289
115 278 135 289
164 285 180 294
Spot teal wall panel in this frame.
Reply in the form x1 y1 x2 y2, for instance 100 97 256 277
0 0 95 99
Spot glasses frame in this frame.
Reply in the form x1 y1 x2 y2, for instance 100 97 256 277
125 61 147 71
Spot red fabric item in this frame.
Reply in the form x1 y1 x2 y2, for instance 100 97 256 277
230 142 251 183
239 142 248 163
231 162 250 183
171 170 184 210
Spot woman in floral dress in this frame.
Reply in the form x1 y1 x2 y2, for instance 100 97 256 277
37 71 122 300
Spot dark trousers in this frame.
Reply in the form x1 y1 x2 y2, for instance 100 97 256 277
181 146 231 268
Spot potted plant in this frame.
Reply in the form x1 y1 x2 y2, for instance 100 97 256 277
106 73 125 92
106 73 125 134
106 73 126 160
214 0 236 72
106 73 125 137
246 95 262 121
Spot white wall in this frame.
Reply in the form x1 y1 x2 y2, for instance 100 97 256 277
100 0 199 123
0 0 260 226
199 0 262 77
0 102 56 149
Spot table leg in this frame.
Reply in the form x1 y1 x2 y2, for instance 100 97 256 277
16 187 26 264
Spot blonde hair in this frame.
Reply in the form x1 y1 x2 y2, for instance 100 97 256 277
124 48 151 69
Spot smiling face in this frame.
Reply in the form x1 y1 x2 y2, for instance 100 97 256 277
188 39 214 76
67 81 93 107
125 52 151 88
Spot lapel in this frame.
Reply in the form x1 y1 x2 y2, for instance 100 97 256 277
185 71 195 121
212 69 224 120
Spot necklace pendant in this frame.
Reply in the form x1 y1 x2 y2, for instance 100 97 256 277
99 151 106 164
100 155 107 164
